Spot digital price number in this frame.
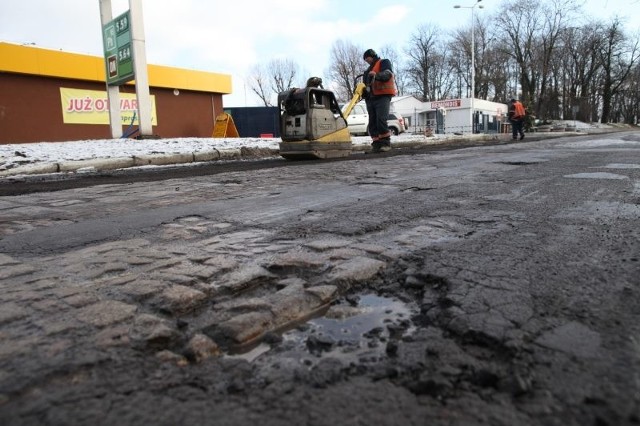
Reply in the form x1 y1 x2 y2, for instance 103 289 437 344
115 14 129 34
118 45 132 62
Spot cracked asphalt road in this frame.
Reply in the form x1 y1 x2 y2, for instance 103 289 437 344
1 131 639 426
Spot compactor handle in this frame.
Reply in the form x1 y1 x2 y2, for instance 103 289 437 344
342 74 367 117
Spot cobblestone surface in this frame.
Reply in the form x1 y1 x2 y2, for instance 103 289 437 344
1 132 640 425
0 163 426 372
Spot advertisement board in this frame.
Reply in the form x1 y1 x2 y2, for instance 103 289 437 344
60 88 157 125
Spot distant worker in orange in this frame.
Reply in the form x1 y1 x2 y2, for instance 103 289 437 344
508 98 526 140
362 49 398 153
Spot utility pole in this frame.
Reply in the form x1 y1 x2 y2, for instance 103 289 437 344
454 0 484 134
99 0 122 138
99 0 154 138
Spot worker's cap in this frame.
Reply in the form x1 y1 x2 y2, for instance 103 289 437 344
510 98 516 102
363 49 377 60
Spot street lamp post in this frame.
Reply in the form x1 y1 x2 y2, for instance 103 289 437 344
454 0 483 134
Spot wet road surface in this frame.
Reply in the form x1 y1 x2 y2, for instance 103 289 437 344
1 131 639 425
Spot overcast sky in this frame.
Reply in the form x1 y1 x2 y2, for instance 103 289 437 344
1 0 638 107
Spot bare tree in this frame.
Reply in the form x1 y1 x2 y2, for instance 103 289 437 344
447 37 468 100
449 15 502 101
326 40 364 103
495 0 576 117
614 61 640 124
428 46 457 100
535 0 576 116
472 19 499 100
483 42 512 102
598 18 639 122
267 59 299 96
405 23 445 101
247 64 272 107
247 59 300 107
557 24 604 122
494 0 538 106
249 0 640 127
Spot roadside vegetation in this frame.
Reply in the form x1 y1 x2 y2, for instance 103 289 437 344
247 0 640 125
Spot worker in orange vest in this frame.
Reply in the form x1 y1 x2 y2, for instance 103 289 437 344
363 49 398 152
508 98 526 140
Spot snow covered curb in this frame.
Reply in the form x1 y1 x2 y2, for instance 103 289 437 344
0 147 279 177
0 126 625 178
0 134 501 177
0 133 566 178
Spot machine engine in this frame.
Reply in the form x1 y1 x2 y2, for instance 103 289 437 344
277 85 352 160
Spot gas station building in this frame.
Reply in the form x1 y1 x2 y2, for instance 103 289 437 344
0 42 232 144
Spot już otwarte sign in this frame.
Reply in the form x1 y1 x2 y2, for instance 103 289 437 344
60 88 157 125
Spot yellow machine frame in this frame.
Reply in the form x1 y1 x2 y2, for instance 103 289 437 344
277 79 367 160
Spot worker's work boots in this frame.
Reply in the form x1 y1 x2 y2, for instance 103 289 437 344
371 137 391 153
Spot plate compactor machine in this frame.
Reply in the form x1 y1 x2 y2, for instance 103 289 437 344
278 77 366 160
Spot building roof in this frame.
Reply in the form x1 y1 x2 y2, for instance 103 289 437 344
0 42 232 94
392 95 423 102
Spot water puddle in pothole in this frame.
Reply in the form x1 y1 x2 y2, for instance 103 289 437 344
228 294 415 365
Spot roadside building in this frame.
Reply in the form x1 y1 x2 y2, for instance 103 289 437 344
426 98 508 134
390 95 427 133
391 96 509 135
0 42 232 144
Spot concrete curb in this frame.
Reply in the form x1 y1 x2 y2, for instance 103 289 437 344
0 130 623 178
193 150 221 162
0 162 60 177
133 153 195 167
0 148 273 178
218 148 242 160
58 157 136 172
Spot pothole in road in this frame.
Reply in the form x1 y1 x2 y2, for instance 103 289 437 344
230 294 416 365
496 161 541 166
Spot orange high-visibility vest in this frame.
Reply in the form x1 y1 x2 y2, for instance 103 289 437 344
371 60 398 96
513 101 526 119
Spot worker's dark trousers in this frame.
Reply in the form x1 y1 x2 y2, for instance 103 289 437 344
366 96 392 140
511 119 524 139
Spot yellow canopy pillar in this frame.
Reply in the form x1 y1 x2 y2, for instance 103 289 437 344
212 112 239 138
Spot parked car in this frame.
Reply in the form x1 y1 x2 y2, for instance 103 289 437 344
341 101 406 136
387 112 406 135
341 102 369 135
